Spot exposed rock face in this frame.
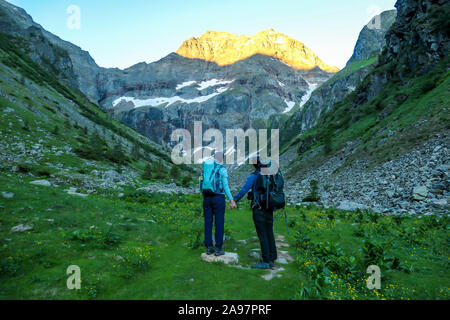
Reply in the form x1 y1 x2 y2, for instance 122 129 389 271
347 10 397 64
177 29 340 73
360 0 450 104
0 1 77 88
381 0 449 73
1 192 14 199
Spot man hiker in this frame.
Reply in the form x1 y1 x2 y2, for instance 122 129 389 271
200 152 236 256
230 156 280 270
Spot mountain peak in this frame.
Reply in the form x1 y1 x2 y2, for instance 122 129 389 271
176 30 339 73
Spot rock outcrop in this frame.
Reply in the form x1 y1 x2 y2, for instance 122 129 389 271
347 10 397 64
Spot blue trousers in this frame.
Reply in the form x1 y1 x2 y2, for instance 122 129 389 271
203 194 225 249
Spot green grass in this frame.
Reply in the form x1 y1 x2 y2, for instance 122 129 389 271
0 174 299 299
320 57 378 88
0 173 448 300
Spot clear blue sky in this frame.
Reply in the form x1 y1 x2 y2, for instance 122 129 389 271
8 0 397 70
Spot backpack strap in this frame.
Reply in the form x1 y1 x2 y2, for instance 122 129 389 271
251 171 261 208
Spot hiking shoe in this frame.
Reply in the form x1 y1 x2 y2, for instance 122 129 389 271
269 261 275 269
206 247 215 255
251 262 271 269
214 248 225 256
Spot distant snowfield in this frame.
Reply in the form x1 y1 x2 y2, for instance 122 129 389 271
282 81 318 114
300 81 318 107
175 79 234 91
176 81 196 90
282 100 296 114
113 79 234 108
197 79 234 91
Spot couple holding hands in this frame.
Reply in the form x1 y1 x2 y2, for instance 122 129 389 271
200 152 278 270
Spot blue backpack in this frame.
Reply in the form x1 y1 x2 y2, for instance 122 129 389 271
199 158 223 196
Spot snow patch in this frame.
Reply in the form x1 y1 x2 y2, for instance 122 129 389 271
282 80 318 114
113 90 226 108
282 100 296 114
197 79 234 91
299 81 318 108
176 81 197 90
113 79 234 108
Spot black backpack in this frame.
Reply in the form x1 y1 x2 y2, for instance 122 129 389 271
253 170 286 211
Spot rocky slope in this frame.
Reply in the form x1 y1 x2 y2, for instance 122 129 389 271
284 135 449 215
0 0 119 103
176 29 340 73
280 10 397 146
0 22 196 196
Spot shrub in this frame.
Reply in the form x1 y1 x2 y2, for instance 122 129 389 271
22 120 30 131
68 227 120 249
131 144 141 161
74 131 107 161
181 175 191 187
52 125 59 135
142 164 152 180
303 180 320 202
105 143 128 165
170 165 181 180
114 245 152 279
35 168 51 178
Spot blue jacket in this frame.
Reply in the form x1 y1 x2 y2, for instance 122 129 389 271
233 170 260 203
218 165 234 201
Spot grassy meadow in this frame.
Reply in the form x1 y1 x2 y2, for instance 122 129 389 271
0 173 448 300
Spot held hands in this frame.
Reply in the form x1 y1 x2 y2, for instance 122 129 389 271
229 200 237 210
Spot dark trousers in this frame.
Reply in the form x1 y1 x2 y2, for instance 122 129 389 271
203 194 225 249
253 207 277 263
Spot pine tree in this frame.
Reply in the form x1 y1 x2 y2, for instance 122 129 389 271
131 144 141 161
142 163 152 180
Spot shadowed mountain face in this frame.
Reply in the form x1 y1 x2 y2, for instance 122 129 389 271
102 53 332 144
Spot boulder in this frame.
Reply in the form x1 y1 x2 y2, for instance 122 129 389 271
11 224 32 232
429 199 448 208
103 170 121 182
1 192 14 199
201 252 239 265
337 200 369 211
30 180 51 187
65 187 88 197
413 186 428 201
